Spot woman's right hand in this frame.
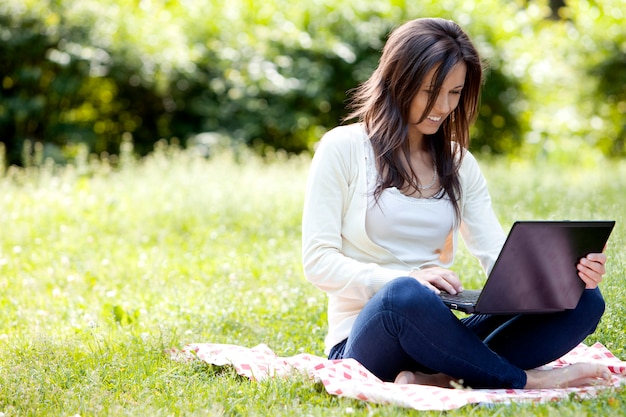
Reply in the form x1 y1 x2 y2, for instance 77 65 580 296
408 267 464 295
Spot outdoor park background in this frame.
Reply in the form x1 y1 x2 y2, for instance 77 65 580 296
1 0 625 166
1 0 626 416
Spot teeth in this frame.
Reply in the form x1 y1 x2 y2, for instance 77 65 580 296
428 116 441 122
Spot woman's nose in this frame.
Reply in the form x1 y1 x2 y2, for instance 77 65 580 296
434 93 450 114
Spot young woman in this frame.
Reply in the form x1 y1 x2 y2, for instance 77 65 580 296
301 17 611 389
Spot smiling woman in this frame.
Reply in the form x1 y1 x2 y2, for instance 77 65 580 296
301 17 613 391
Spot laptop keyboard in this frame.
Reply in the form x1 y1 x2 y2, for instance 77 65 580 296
439 290 481 304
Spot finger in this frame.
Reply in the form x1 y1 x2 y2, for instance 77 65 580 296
417 279 441 295
579 258 605 276
439 271 463 293
578 268 601 289
433 276 458 295
578 273 597 289
415 267 463 294
578 262 599 280
586 253 607 265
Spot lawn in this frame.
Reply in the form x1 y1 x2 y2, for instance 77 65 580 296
0 145 625 416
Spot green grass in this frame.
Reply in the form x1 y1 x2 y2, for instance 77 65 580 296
0 146 625 416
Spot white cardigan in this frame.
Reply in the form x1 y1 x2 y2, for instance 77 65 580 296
301 123 506 353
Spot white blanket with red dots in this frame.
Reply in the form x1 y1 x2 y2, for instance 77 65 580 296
170 342 626 410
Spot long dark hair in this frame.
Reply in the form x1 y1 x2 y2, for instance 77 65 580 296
346 18 483 219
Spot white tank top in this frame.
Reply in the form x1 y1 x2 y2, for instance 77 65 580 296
364 142 456 266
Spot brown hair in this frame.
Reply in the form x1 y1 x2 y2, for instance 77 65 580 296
346 18 483 219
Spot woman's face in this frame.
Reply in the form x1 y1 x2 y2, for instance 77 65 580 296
408 62 467 140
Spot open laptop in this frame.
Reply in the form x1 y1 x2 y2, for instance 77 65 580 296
439 220 615 314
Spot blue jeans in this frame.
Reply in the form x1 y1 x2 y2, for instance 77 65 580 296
328 276 605 389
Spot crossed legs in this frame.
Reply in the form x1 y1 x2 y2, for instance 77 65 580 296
342 277 609 389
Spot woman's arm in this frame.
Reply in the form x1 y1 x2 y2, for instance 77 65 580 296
458 151 506 275
302 128 405 301
458 152 608 289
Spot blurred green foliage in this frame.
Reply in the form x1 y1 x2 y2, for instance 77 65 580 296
0 0 624 166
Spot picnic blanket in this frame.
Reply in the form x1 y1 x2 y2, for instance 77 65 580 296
170 342 626 411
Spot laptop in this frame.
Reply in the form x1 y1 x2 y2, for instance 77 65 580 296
439 220 615 314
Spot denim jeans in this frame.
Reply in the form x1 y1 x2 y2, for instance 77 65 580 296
328 276 605 389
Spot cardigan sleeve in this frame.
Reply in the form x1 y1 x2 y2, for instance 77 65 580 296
458 151 506 275
301 127 405 301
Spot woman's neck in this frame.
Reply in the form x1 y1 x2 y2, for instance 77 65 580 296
407 131 428 155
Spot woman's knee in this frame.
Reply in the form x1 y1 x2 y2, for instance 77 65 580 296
578 287 605 322
380 276 444 315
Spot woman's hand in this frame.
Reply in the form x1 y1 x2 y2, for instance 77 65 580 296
577 253 607 289
408 267 464 295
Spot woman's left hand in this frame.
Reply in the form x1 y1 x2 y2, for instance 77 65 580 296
577 253 607 289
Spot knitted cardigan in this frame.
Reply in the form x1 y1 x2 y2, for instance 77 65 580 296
302 123 506 353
